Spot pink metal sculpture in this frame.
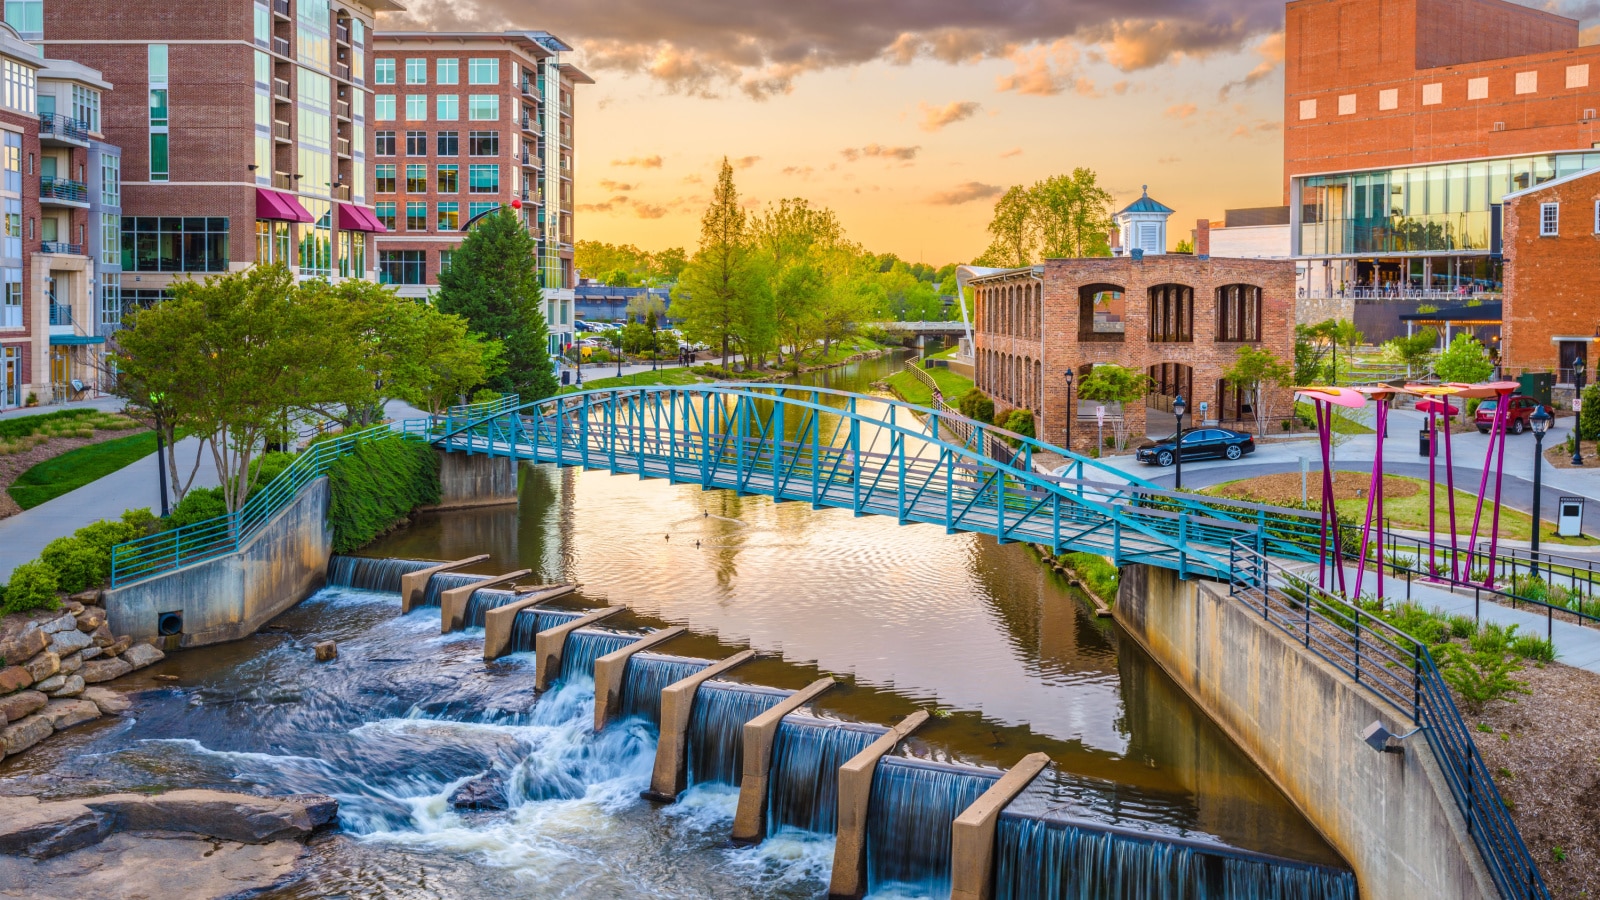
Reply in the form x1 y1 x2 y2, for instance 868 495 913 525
1295 386 1364 594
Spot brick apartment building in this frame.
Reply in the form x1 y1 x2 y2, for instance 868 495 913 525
370 31 589 368
28 0 397 304
1499 168 1600 382
970 253 1295 453
1285 0 1600 299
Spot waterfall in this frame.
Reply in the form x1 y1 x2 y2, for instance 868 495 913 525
507 609 584 654
765 715 882 835
619 653 710 725
557 630 640 682
420 572 488 608
326 556 437 592
992 814 1360 900
866 757 1000 896
686 682 789 787
461 589 521 630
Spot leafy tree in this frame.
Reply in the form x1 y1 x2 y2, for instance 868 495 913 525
652 247 689 283
958 388 994 423
1294 323 1333 386
1381 327 1438 379
1434 333 1494 384
977 185 1033 266
975 169 1114 265
771 259 827 370
625 292 666 325
1174 238 1195 253
1076 364 1152 450
435 207 557 400
672 158 769 366
409 309 505 413
1224 346 1294 436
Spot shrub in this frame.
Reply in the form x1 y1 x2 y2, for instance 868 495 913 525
1581 384 1600 441
1060 552 1119 603
1438 642 1530 714
1447 614 1478 640
959 388 994 425
326 436 441 552
471 387 502 405
1002 409 1036 441
1510 634 1556 662
166 487 228 530
74 519 140 557
2 560 60 614
120 507 159 536
1382 602 1450 645
39 536 104 594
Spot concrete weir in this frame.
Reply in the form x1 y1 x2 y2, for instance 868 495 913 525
534 607 625 690
439 569 531 633
398 555 490 614
592 626 688 731
644 650 757 803
481 585 577 660
949 752 1051 900
827 710 931 900
730 677 838 844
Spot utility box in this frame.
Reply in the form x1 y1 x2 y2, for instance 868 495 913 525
1558 496 1585 537
1517 372 1553 407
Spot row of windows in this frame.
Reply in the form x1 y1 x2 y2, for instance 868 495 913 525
1298 63 1592 120
121 217 229 273
375 57 497 87
375 130 502 157
374 163 500 193
373 200 499 231
375 94 498 122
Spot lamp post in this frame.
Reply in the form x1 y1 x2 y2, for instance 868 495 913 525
615 330 624 379
1574 412 1585 467
149 391 169 518
1172 394 1188 492
1531 405 1551 577
1063 369 1075 452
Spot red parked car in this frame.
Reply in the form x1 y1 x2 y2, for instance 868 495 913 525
1475 395 1539 434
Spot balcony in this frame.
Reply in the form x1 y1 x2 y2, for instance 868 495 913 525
520 117 536 134
335 100 350 120
520 149 538 169
39 177 88 206
336 137 351 157
521 80 540 101
335 22 350 45
40 243 83 257
332 184 350 201
333 62 351 82
48 303 72 326
273 171 293 190
273 120 291 143
273 36 291 57
272 0 289 18
38 113 89 145
273 78 292 102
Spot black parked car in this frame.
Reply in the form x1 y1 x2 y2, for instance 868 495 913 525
1136 427 1256 467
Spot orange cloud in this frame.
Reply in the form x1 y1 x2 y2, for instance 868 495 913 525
1164 103 1197 119
840 144 921 162
918 100 981 131
612 155 664 168
928 182 1003 205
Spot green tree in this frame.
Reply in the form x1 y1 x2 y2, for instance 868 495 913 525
1224 346 1294 436
1434 333 1494 384
651 247 689 283
1031 169 1114 259
1174 238 1194 254
1380 327 1438 379
672 158 768 367
1076 364 1152 450
435 208 556 400
1294 323 1334 386
408 309 505 413
1579 383 1600 441
976 185 1034 266
625 292 666 325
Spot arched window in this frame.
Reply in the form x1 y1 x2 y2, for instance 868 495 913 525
1216 284 1262 342
1148 284 1193 343
1077 283 1125 342
1146 362 1194 415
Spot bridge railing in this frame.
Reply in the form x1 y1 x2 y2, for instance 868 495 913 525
109 423 403 586
1227 540 1549 900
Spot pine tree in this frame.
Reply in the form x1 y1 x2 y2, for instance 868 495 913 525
434 208 557 399
672 158 767 367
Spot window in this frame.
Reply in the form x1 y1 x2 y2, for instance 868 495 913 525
379 249 425 285
149 89 168 127
405 164 426 193
405 130 426 155
406 201 426 231
0 267 18 328
100 282 121 328
338 230 366 278
1215 284 1261 342
1338 94 1355 115
1569 64 1591 90
1147 283 1193 343
4 1 41 36
375 130 395 155
374 94 395 120
437 201 459 231
1594 200 1600 234
374 164 395 192
148 44 169 82
437 164 458 192
1541 202 1560 236
439 249 453 273
374 58 395 85
1378 89 1397 110
468 94 498 121
121 217 230 272
436 131 459 156
405 58 426 85
100 155 119 207
2 132 18 194
149 45 169 182
468 131 499 156
72 86 100 132
467 58 498 85
255 219 290 264
101 213 120 265
436 58 459 85
2 198 18 258
1298 99 1315 120
405 94 426 121
468 201 499 220
436 94 458 121
468 164 499 193
374 201 395 231
149 134 169 181
1 59 32 116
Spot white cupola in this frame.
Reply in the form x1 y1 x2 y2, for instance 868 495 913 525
1113 186 1174 256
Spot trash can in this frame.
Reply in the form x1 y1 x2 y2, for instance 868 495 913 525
1559 496 1585 537
1419 426 1432 457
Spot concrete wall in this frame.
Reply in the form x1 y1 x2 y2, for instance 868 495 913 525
432 450 518 511
103 478 333 648
1115 564 1498 900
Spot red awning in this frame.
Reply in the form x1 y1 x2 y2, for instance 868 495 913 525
255 188 314 223
337 203 388 233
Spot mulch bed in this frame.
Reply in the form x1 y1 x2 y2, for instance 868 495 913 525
0 428 148 518
1543 445 1600 470
1467 662 1600 896
1207 471 1421 507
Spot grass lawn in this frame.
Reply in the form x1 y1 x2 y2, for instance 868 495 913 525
1205 471 1598 546
8 430 158 509
885 362 974 407
796 336 890 367
560 365 715 394
1291 401 1374 435
0 407 140 454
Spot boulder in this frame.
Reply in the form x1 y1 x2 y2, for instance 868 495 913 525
80 657 132 684
0 665 30 695
78 646 102 662
47 629 92 656
106 635 132 656
47 675 85 698
39 698 98 731
68 590 101 604
33 674 66 693
0 833 305 898
22 651 59 683
81 687 130 716
313 641 337 662
90 623 114 649
0 627 45 668
0 691 46 723
448 774 509 810
58 652 83 676
0 796 108 858
39 614 78 635
120 643 165 671
0 712 53 756
75 610 106 633
62 601 84 616
84 791 339 843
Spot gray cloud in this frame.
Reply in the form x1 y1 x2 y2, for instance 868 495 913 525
928 182 1003 205
841 143 921 162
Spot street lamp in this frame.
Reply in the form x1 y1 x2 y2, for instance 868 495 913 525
1531 405 1552 577
615 329 624 379
1574 412 1585 467
1063 369 1075 452
150 391 169 518
1172 394 1188 491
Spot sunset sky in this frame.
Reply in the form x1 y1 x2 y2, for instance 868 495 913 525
383 0 1597 264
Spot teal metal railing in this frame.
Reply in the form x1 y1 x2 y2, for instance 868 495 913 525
108 423 405 586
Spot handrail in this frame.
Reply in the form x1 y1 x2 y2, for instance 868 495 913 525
1228 540 1549 900
108 423 405 586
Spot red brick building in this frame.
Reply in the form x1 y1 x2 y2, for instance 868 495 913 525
969 256 1296 454
1499 167 1600 382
